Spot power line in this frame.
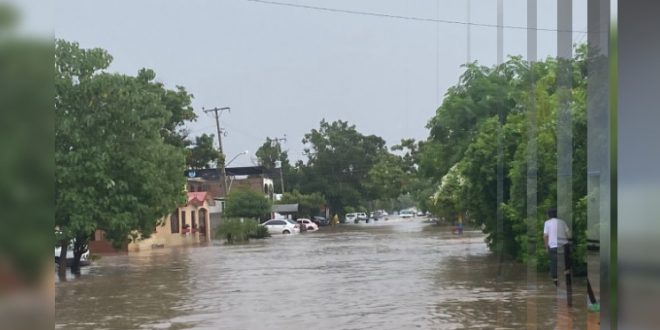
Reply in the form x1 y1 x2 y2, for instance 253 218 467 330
245 0 588 34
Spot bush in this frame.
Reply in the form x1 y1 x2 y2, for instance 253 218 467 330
249 225 271 239
215 218 270 244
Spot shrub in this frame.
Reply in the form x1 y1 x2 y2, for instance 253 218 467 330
249 225 271 239
215 218 270 244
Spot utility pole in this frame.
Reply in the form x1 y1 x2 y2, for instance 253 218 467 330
203 106 231 199
270 135 287 194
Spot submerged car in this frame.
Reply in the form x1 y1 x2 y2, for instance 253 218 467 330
345 213 358 223
357 212 368 221
313 216 329 226
400 210 415 218
297 218 319 231
262 219 300 234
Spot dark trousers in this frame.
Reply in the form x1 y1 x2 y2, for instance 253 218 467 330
549 244 572 283
549 247 559 281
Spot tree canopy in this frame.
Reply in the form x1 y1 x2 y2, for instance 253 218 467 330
279 190 326 218
55 40 194 264
419 49 590 271
223 188 272 220
187 133 223 169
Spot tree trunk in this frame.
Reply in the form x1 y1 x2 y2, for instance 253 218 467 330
70 237 88 275
57 240 68 278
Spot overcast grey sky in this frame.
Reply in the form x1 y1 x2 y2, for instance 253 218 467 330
54 0 586 166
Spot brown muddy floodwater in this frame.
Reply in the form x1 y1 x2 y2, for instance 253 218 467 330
55 219 594 329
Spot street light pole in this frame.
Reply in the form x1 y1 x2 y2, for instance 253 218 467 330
225 150 248 195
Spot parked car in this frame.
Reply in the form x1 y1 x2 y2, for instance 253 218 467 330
400 210 415 218
297 218 319 231
345 213 358 223
417 211 425 216
313 216 330 226
262 219 300 234
357 212 368 221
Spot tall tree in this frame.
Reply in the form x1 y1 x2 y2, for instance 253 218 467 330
419 51 590 271
255 137 291 193
187 133 222 169
279 190 326 218
55 40 192 271
298 120 387 214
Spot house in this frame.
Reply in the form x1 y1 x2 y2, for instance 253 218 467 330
89 191 215 254
184 166 275 230
127 191 215 252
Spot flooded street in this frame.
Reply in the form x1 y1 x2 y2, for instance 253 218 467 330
55 219 591 329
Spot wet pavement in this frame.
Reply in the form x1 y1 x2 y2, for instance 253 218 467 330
55 218 595 329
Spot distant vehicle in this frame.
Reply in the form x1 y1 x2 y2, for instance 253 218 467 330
417 211 425 216
400 210 415 218
357 212 368 221
345 213 358 223
313 216 330 226
380 211 389 216
262 219 300 234
297 218 319 231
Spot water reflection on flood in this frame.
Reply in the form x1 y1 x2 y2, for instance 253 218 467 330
55 220 592 329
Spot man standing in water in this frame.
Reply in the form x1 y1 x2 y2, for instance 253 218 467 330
543 208 571 287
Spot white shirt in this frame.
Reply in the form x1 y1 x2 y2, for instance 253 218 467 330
543 218 571 248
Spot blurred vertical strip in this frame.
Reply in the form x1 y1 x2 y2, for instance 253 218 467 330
0 1 53 329
525 0 538 327
587 0 612 328
618 0 660 328
556 0 573 310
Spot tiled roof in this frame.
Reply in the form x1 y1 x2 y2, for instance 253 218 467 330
187 192 209 205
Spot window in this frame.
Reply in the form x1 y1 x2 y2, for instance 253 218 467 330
170 211 179 233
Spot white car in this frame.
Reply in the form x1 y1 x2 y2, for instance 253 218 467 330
400 210 415 218
297 218 319 231
345 213 358 223
357 212 368 221
262 219 300 234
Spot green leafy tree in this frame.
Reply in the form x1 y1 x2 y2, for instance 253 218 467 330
364 154 408 201
280 190 326 218
255 137 292 193
55 40 191 272
296 120 387 214
223 188 272 220
187 133 222 169
420 51 589 270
